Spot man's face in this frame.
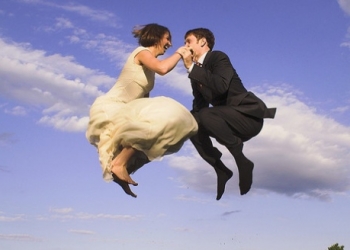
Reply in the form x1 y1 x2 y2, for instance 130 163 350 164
184 34 201 54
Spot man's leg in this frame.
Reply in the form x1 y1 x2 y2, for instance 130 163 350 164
227 143 254 195
198 107 263 195
190 112 233 200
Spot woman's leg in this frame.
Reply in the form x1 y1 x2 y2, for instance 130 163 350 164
111 147 138 186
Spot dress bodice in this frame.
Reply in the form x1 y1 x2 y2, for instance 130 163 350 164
104 46 155 103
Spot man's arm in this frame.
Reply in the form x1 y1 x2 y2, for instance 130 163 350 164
191 81 209 112
189 51 234 96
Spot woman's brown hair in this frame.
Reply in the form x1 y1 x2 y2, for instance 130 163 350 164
132 23 171 47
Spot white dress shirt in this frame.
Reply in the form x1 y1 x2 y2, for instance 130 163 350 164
187 52 208 73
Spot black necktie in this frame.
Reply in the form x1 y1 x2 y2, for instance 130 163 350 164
195 61 203 67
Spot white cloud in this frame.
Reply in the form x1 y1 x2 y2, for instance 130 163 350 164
1 208 142 224
50 207 74 214
0 37 114 132
20 0 121 27
341 27 350 49
38 15 133 67
70 32 134 67
4 106 26 116
1 1 349 201
0 34 192 132
55 17 74 29
54 3 119 26
0 214 25 222
338 1 350 49
331 105 349 113
341 41 350 48
79 213 140 220
167 85 350 201
159 66 193 96
45 208 141 221
49 212 141 221
69 229 95 235
338 0 350 15
0 234 42 242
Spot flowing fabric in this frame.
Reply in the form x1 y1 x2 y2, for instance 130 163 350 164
86 47 198 181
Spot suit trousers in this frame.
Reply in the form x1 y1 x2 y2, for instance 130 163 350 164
190 106 263 166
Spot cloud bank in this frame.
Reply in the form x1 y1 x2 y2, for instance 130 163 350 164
1 0 349 201
338 0 350 15
1 35 349 201
168 85 350 201
0 37 112 131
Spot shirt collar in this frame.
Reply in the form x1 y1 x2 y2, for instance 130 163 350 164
197 52 208 64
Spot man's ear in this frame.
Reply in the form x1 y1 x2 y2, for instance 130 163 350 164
200 38 207 47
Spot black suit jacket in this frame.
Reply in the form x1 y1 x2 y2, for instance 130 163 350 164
189 51 276 119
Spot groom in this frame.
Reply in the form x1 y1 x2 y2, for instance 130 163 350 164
181 28 276 200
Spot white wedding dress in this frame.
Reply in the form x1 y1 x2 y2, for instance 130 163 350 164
86 46 198 181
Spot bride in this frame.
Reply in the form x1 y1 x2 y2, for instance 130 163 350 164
86 23 197 198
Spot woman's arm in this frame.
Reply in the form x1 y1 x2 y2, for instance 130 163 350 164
136 47 188 75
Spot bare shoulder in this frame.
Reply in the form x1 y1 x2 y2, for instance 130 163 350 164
134 48 155 65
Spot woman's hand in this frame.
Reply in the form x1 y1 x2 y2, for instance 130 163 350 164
176 46 194 69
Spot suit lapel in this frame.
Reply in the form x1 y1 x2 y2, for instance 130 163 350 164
202 51 212 68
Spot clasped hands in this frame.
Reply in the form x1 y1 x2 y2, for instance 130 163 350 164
176 46 197 69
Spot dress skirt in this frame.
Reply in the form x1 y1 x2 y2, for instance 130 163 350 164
86 96 198 181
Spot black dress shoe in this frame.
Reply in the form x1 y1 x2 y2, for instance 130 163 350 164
237 158 254 195
227 143 254 195
215 168 233 200
213 160 233 200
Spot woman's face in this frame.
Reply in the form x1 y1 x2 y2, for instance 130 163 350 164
157 32 172 55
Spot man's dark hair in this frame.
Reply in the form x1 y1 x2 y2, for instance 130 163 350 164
185 28 215 50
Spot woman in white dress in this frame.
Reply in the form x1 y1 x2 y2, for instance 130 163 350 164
86 23 197 197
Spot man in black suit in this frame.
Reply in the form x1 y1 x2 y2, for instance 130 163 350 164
180 28 276 200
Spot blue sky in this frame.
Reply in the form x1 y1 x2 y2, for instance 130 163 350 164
1 0 350 249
